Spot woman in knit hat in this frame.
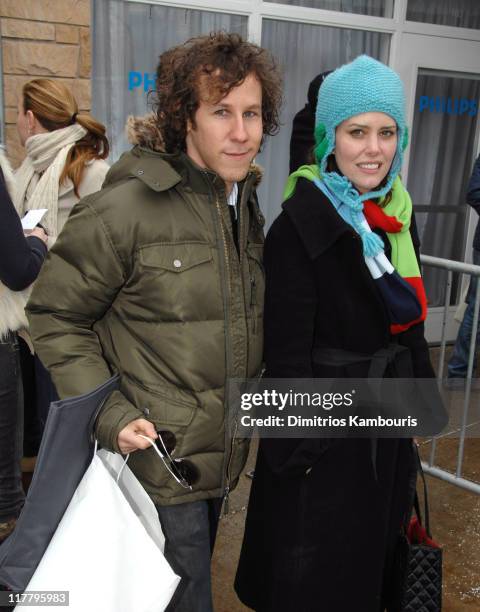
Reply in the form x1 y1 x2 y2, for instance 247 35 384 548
235 56 437 611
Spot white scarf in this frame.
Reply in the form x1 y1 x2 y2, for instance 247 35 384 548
14 124 87 238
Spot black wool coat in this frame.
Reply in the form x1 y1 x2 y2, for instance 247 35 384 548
235 178 434 612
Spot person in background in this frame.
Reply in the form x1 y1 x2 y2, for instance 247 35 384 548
14 79 110 438
448 153 480 384
0 149 47 543
289 71 331 174
235 55 435 612
15 78 110 242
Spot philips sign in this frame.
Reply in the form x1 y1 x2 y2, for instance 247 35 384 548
418 96 478 116
128 71 156 92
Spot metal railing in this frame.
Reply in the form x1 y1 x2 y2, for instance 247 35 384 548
421 254 480 494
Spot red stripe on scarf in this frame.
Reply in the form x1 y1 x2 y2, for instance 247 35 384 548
391 277 427 334
364 200 427 333
363 200 403 233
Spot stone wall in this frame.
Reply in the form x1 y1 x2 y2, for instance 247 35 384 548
0 0 92 166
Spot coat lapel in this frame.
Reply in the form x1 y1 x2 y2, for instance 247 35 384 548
282 177 353 260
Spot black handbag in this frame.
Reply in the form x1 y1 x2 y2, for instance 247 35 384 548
391 448 442 612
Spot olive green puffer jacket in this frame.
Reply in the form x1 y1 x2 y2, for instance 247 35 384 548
26 131 265 506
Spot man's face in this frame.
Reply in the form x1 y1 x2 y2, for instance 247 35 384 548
186 72 263 194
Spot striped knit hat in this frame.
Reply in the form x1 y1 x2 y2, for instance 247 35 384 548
314 55 408 202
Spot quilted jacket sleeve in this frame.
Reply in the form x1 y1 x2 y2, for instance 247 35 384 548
26 196 143 451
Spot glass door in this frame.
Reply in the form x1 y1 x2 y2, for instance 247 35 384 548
394 33 480 343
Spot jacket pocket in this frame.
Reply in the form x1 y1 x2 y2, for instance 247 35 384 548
122 376 197 490
139 242 212 272
134 241 219 321
123 374 197 427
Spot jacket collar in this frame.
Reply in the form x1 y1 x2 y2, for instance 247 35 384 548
110 112 263 198
104 144 261 202
282 176 353 260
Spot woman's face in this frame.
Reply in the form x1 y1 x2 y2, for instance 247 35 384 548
334 111 398 194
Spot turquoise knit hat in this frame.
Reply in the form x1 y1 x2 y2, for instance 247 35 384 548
314 55 408 203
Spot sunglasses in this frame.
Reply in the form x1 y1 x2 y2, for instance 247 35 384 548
153 430 200 490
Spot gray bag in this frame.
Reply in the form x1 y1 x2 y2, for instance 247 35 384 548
0 375 119 592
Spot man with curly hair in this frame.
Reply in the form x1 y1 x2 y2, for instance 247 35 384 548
26 32 282 611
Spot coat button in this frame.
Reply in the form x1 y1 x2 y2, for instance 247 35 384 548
305 467 312 475
173 259 182 268
137 169 144 175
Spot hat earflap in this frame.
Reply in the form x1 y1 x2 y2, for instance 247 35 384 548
402 126 409 151
314 123 329 165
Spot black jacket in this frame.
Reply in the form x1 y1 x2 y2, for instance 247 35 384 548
289 72 330 174
235 178 433 612
467 154 480 251
0 170 47 291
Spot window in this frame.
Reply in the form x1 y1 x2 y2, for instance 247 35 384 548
407 0 480 29
92 0 248 161
258 19 390 225
407 69 480 305
263 0 394 18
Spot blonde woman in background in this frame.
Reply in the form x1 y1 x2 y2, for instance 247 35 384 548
14 79 110 444
15 78 110 242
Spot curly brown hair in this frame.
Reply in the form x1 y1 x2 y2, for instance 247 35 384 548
153 32 283 153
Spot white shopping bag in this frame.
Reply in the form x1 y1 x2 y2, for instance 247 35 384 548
16 449 180 612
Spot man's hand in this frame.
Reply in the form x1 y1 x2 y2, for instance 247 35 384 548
117 418 158 454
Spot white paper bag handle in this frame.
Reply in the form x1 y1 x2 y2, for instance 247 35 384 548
92 438 130 483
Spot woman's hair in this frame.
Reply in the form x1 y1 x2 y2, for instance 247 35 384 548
153 32 283 153
22 79 109 196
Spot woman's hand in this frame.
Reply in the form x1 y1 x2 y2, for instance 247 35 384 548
29 226 48 243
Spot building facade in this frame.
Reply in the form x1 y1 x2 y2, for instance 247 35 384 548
0 0 92 166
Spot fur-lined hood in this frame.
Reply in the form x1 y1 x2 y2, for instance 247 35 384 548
126 113 165 153
124 113 263 186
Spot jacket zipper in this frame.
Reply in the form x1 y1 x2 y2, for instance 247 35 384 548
215 194 237 514
216 197 232 296
222 173 256 514
203 173 234 510
222 172 257 514
250 275 257 334
206 171 254 515
223 417 238 515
